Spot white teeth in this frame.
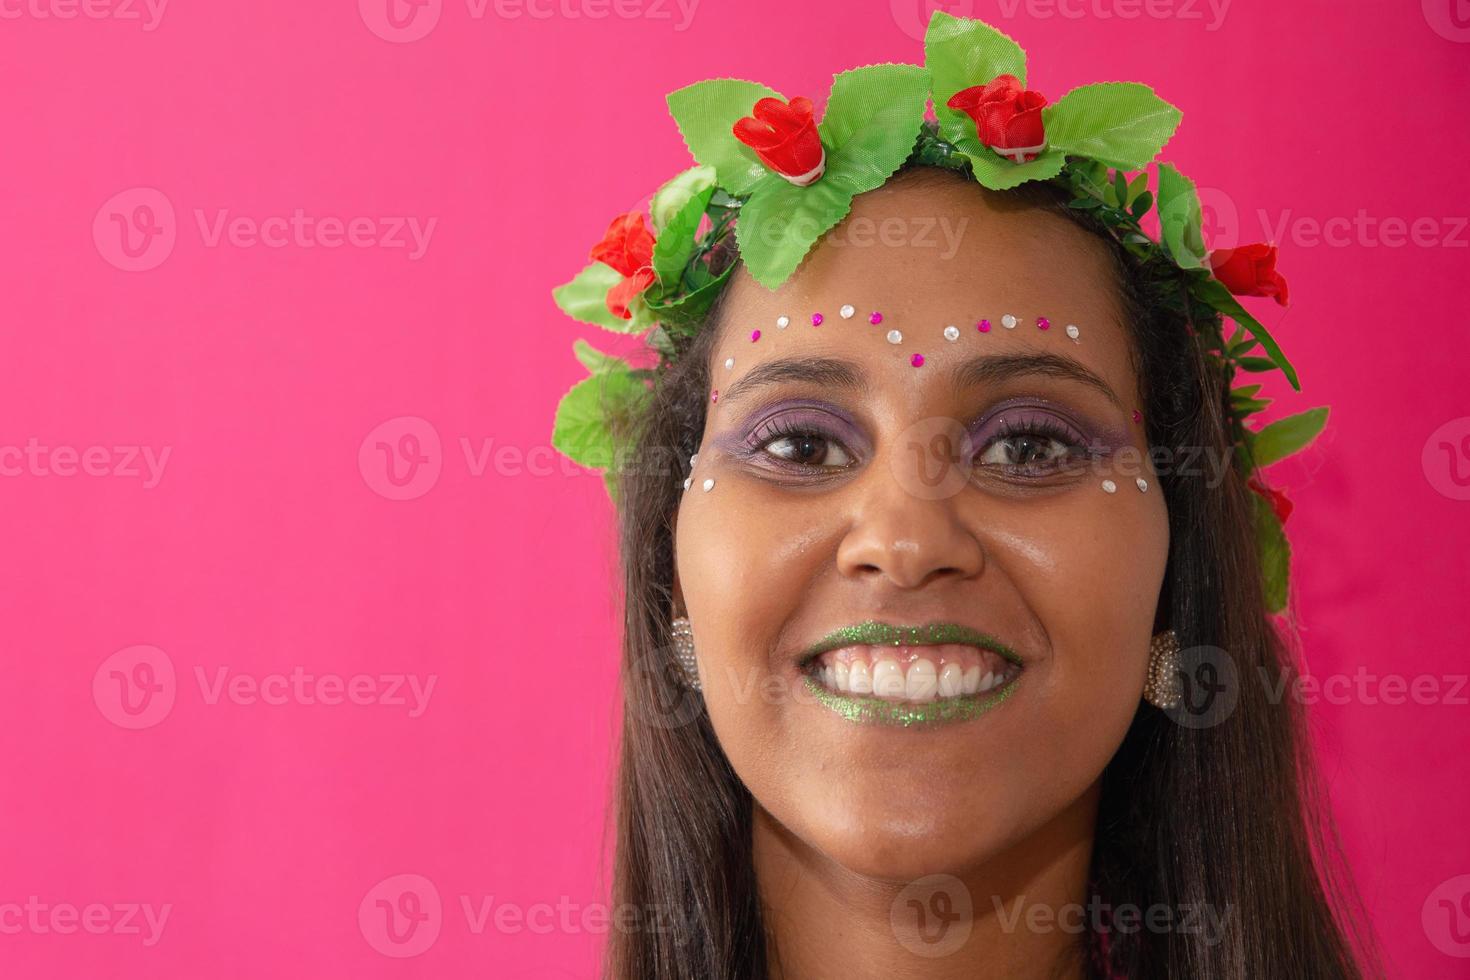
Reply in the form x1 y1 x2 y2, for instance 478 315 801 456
905 660 938 702
872 659 905 698
938 662 964 698
815 649 1017 702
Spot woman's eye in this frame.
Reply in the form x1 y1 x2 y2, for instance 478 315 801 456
761 431 853 468
976 432 1081 468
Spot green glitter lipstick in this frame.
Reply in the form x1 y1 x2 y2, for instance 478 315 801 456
799 620 1023 728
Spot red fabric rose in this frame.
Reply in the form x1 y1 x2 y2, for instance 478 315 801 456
732 96 826 185
1208 243 1290 306
589 211 657 320
1248 475 1293 524
946 74 1048 163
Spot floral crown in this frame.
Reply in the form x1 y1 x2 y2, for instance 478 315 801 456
550 11 1326 612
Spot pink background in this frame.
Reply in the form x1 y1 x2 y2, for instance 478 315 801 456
2 0 1467 976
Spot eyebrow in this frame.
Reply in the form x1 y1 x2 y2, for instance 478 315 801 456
717 351 1123 410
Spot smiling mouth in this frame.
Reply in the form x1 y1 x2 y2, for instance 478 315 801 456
798 621 1023 727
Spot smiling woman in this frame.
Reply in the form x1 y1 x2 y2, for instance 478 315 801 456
551 13 1375 980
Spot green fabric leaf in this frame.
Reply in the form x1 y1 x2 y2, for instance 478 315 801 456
650 165 717 232
1044 83 1181 170
650 185 714 289
552 262 642 333
667 79 783 198
736 175 854 288
818 63 930 195
1193 277 1300 390
645 261 735 331
551 366 649 474
967 146 1066 190
1252 407 1328 468
571 339 626 375
1156 163 1206 270
926 11 1027 150
1252 491 1291 613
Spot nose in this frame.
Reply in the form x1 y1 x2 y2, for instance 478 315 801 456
834 470 986 590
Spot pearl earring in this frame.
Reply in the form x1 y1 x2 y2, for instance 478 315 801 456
1143 629 1181 709
671 616 701 692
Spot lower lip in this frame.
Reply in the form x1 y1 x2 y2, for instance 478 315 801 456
802 672 1021 728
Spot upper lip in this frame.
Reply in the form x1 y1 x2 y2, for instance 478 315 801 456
798 620 1024 667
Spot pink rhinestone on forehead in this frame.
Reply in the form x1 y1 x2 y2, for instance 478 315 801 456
811 312 824 326
978 319 991 332
869 312 883 325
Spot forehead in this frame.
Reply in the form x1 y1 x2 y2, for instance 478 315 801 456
712 172 1140 411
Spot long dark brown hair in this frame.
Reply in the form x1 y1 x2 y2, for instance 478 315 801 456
598 163 1379 979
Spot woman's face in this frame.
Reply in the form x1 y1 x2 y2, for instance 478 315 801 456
672 171 1169 881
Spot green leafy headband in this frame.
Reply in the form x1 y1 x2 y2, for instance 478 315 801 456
551 10 1326 612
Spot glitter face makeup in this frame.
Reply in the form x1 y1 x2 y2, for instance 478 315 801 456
798 621 1024 729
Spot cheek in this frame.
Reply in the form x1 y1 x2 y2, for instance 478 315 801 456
674 479 834 678
985 480 1169 721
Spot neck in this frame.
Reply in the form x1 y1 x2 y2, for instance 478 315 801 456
752 784 1101 980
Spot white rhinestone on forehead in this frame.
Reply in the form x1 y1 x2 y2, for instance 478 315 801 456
839 304 855 319
1102 479 1117 494
943 325 959 342
1001 314 1018 329
886 329 903 344
1066 324 1081 342
776 315 790 329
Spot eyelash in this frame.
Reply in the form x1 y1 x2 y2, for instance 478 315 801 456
978 416 1092 473
742 414 1092 476
745 417 856 471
